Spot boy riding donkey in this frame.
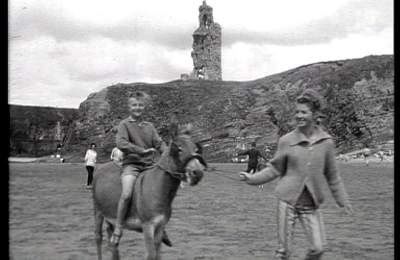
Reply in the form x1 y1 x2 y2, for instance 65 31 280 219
110 91 172 247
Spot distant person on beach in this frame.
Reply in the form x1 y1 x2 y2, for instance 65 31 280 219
315 112 328 132
56 143 62 156
110 147 123 167
239 89 353 260
264 146 272 160
238 142 267 174
84 143 97 189
56 143 65 163
376 150 385 162
362 146 372 166
338 154 349 162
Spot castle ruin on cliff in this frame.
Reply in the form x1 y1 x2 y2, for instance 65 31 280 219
189 1 222 80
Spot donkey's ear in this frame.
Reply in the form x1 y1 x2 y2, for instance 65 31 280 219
168 112 179 141
169 122 179 140
181 123 193 135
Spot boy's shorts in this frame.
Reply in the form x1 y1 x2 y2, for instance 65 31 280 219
121 164 142 178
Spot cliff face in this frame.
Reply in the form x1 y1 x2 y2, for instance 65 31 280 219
9 105 79 156
73 55 393 162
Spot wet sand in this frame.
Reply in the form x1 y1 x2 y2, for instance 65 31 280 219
9 161 393 259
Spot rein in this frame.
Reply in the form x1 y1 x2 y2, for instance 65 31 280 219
156 158 249 184
207 168 242 182
155 153 206 182
155 163 186 181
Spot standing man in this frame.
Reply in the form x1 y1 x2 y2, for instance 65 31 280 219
239 89 353 260
84 143 97 189
238 142 267 174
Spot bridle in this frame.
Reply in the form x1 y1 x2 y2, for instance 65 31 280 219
182 154 207 169
155 153 207 182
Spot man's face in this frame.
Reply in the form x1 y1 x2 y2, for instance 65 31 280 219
295 103 314 128
128 97 145 119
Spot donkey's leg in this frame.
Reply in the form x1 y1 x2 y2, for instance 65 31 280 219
105 221 114 246
93 206 104 260
143 223 158 260
110 244 120 260
105 222 120 260
154 225 165 259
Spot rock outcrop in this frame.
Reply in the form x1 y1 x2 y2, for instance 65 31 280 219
9 105 79 156
72 55 393 162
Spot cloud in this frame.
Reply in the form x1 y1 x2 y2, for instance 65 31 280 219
222 0 392 46
9 0 196 49
56 37 192 82
222 27 393 81
9 34 193 108
10 0 392 49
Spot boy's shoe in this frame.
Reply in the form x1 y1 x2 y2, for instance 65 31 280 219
110 227 123 246
273 250 289 260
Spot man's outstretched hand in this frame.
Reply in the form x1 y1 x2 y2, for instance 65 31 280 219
239 172 251 182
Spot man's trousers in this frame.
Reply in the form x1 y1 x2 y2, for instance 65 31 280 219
274 200 326 260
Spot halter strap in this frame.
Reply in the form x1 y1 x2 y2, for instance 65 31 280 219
182 153 208 168
154 153 206 181
155 163 186 181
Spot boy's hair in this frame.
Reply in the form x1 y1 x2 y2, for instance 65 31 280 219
296 89 325 113
90 143 96 147
251 142 256 147
128 91 151 105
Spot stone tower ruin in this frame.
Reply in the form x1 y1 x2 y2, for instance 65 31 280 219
190 1 222 80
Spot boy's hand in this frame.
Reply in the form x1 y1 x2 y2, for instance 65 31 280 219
239 172 251 182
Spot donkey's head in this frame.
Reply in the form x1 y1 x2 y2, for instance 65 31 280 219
168 123 207 186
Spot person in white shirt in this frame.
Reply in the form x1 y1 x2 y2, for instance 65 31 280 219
110 147 123 167
362 146 372 166
84 143 97 189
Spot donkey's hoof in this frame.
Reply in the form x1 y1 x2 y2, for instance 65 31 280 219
162 230 172 247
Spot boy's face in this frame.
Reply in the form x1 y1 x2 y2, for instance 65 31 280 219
128 97 145 119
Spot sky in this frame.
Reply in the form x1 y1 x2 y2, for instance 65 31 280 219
9 0 393 108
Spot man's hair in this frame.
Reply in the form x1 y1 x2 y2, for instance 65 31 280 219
296 89 325 113
128 91 151 105
90 143 96 147
251 142 256 147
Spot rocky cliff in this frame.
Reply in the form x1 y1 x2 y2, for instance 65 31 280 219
9 105 79 156
73 55 393 162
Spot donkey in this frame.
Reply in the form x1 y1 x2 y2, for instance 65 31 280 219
92 123 207 260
